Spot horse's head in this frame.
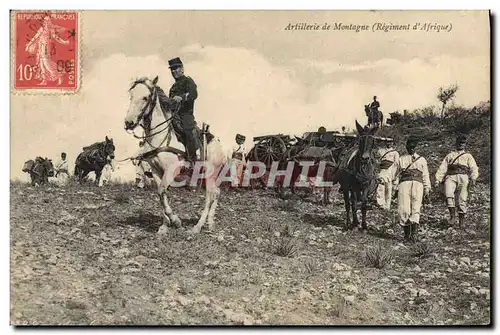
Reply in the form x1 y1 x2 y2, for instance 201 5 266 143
104 136 116 160
364 104 371 115
124 76 159 130
355 120 376 161
354 121 379 203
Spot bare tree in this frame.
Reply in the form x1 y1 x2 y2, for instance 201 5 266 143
437 84 459 118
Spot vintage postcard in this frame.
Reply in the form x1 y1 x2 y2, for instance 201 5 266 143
10 10 491 326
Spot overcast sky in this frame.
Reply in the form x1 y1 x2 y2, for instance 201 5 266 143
11 10 490 181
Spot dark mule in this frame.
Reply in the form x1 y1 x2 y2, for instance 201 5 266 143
23 157 54 186
364 104 384 128
74 136 116 185
334 121 379 230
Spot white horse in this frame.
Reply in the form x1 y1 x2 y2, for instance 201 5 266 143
124 76 226 234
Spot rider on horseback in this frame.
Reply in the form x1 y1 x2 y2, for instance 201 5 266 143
366 96 381 128
157 57 199 181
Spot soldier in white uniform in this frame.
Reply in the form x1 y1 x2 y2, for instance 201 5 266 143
99 158 115 187
394 137 431 241
375 138 400 210
230 134 246 187
54 152 69 186
435 134 479 228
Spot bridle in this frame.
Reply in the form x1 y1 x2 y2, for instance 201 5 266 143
99 141 115 160
126 80 178 152
355 133 378 198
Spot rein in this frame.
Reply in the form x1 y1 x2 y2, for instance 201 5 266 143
121 81 180 162
126 84 177 140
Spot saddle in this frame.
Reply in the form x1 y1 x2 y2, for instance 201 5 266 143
76 147 105 167
338 146 359 171
165 112 214 152
156 87 215 158
82 142 102 151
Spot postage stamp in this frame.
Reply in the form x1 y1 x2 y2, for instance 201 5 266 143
11 10 79 93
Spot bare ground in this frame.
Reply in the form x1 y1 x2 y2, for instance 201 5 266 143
10 181 491 325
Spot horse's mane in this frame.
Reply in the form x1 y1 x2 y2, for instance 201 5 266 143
129 77 153 91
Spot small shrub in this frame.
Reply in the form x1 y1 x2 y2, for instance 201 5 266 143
411 242 435 259
274 236 298 258
304 258 317 275
282 223 297 237
364 244 393 269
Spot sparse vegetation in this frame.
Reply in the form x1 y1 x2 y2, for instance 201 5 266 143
304 258 317 276
10 178 491 325
364 244 394 269
411 242 435 259
274 236 299 258
282 223 297 237
437 84 459 118
10 97 491 325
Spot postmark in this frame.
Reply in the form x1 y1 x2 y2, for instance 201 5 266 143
12 10 80 94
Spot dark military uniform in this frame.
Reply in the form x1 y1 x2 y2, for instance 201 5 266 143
369 99 380 126
169 75 198 131
169 75 198 161
370 100 380 112
157 57 200 162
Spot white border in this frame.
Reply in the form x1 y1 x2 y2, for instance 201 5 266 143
3 1 497 334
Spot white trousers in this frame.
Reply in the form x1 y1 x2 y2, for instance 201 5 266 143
230 159 245 186
376 168 394 210
52 172 69 186
398 181 424 226
99 166 113 187
444 174 469 214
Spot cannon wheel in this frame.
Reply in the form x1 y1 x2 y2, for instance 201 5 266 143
253 136 287 166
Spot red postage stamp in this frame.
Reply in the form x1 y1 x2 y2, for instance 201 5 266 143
12 11 79 93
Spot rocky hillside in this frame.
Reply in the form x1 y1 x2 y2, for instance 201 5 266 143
10 181 490 325
380 102 491 183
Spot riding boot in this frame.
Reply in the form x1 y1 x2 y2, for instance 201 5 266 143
173 129 197 185
185 129 198 162
448 207 457 226
458 213 465 229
